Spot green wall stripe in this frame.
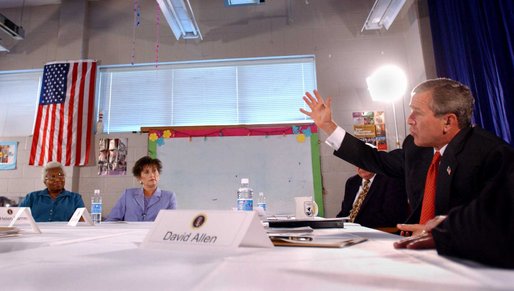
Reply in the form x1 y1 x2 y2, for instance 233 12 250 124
310 132 324 217
148 140 157 159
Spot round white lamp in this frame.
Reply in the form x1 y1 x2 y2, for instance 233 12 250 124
366 65 408 148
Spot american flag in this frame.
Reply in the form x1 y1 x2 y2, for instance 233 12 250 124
29 60 97 166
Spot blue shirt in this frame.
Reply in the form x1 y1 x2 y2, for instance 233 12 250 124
20 189 85 222
106 187 177 221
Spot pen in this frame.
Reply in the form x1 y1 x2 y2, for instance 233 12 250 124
288 236 313 241
271 235 313 241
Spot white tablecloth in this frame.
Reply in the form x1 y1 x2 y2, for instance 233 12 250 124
1 222 512 290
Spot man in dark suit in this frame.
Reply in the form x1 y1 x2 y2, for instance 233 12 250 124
337 167 408 229
300 78 514 268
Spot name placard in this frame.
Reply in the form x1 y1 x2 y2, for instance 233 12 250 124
0 207 25 224
67 208 94 226
0 207 41 234
142 210 273 249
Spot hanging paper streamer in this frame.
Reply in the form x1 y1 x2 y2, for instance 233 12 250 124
147 125 318 146
149 132 159 142
155 2 161 68
292 126 300 134
136 5 141 26
131 0 141 65
163 130 172 138
302 127 312 137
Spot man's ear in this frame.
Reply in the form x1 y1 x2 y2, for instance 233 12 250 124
446 113 458 127
442 114 458 135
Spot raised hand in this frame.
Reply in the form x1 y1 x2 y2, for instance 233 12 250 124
300 89 338 135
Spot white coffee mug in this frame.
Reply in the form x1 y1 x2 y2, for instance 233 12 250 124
294 196 318 218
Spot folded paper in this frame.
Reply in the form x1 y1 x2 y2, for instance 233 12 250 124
67 207 94 226
0 207 41 234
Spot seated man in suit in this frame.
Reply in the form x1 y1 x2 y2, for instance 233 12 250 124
337 167 409 229
301 78 514 268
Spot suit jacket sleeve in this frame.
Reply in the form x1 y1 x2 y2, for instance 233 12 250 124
168 191 177 209
334 133 406 179
106 189 128 221
431 145 514 268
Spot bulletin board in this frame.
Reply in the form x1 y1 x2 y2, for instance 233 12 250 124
144 124 323 216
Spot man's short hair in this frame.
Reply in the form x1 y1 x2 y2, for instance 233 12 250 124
412 78 475 128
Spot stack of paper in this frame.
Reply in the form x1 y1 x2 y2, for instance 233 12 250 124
0 226 20 238
266 226 367 248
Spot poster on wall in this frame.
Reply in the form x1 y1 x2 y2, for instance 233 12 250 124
352 111 387 150
0 142 17 170
98 138 128 176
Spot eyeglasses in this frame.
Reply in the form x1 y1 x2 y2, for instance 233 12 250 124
45 173 65 181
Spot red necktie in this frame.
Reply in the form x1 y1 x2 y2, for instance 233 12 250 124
419 151 441 224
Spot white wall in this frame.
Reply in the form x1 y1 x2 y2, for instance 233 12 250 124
0 0 433 217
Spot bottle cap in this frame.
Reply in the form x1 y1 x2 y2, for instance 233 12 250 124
94 189 100 194
241 178 249 184
259 192 264 196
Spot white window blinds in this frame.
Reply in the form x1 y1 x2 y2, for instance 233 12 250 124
0 70 41 137
98 56 316 132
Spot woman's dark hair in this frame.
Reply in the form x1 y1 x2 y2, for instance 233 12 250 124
132 156 162 177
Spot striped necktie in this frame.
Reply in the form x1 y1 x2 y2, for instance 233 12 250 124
349 179 371 222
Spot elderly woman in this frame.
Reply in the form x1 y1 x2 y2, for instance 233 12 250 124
107 156 176 221
20 161 85 222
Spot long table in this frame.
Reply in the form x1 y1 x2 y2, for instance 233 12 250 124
1 222 512 290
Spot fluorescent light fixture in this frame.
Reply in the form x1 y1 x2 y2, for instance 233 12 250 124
225 0 265 6
156 0 202 40
362 0 406 31
0 12 25 52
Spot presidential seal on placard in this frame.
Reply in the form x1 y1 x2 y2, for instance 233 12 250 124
192 214 206 228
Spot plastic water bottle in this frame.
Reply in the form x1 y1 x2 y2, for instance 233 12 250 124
237 178 253 211
257 192 267 211
91 189 102 224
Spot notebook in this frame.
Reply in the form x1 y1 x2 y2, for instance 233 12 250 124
266 217 345 229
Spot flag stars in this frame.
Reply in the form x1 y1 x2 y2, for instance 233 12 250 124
39 63 70 105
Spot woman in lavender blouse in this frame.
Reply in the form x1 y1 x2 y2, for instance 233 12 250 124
107 156 176 221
